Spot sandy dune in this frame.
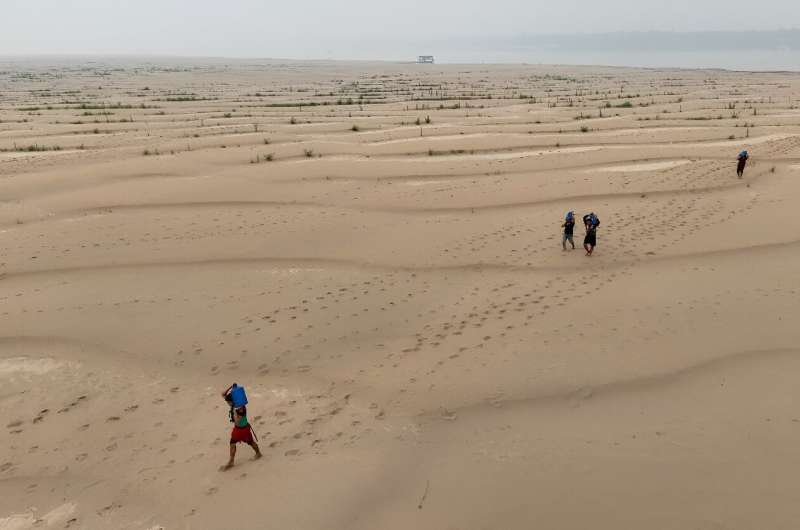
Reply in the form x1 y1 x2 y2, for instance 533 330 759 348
2 58 800 529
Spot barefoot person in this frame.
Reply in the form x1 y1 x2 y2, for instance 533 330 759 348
221 384 262 470
737 150 749 178
562 211 576 251
582 212 599 255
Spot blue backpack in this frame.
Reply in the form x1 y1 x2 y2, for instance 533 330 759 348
584 213 600 228
229 384 248 407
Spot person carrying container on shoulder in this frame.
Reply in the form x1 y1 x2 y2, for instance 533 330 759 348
737 150 749 178
562 211 576 251
582 212 600 256
221 383 262 470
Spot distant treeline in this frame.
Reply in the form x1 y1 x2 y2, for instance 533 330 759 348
504 30 800 52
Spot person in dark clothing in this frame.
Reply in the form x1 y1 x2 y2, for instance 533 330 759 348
737 150 749 178
582 212 599 256
584 225 597 256
562 211 576 250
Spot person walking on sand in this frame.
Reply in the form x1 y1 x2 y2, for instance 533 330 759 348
221 384 262 470
737 150 749 178
562 211 576 251
582 212 599 256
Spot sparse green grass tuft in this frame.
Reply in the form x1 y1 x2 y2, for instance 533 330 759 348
251 153 275 163
425 148 474 157
2 144 62 153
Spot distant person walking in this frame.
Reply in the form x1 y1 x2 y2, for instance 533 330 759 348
582 212 600 256
737 150 749 178
221 383 262 470
562 211 576 251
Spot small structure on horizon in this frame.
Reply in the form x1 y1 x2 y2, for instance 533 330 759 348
417 55 435 64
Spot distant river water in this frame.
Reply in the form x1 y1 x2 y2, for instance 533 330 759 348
434 49 800 71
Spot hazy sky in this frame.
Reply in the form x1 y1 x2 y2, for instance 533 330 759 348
1 0 798 58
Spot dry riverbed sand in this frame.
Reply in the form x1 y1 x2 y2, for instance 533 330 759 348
2 58 800 529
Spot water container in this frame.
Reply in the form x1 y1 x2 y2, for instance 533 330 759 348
230 385 248 407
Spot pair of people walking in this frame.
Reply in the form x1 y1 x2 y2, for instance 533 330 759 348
562 211 599 256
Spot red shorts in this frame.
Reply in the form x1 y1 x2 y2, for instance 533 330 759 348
230 425 254 445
